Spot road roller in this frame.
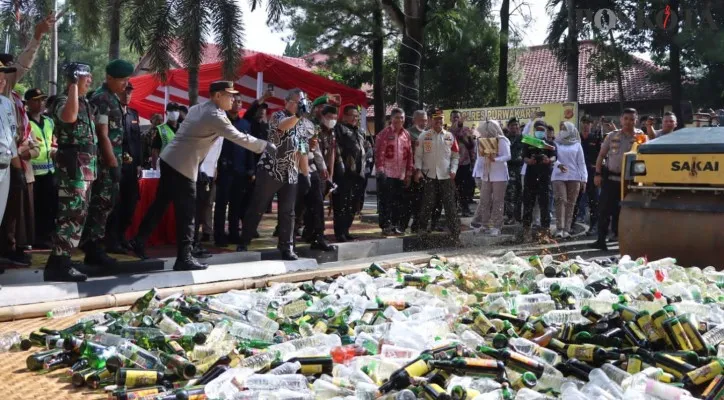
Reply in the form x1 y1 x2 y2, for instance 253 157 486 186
618 127 724 268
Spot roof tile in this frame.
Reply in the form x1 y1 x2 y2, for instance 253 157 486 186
517 41 671 105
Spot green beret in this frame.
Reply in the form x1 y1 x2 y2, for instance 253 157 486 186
105 59 134 78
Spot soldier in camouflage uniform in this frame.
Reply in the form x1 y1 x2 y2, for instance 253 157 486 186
44 63 96 282
79 59 134 266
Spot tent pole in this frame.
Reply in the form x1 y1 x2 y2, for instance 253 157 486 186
256 72 264 99
164 85 170 122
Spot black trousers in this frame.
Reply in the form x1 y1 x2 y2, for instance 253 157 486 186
504 164 523 221
401 179 423 231
333 174 364 237
295 173 310 230
378 177 405 230
522 174 552 229
418 178 460 236
136 160 195 257
241 170 298 251
106 165 139 247
34 172 57 244
193 180 215 244
455 164 475 207
597 178 621 242
572 166 599 228
303 171 325 239
214 170 252 244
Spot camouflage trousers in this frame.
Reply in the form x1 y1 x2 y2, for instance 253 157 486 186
80 166 119 246
51 169 93 257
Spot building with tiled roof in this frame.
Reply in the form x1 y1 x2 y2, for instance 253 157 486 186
134 40 313 76
517 40 674 117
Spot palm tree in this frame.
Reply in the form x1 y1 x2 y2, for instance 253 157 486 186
67 0 126 60
545 0 579 102
125 0 245 105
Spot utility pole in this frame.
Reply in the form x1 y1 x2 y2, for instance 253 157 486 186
49 0 58 95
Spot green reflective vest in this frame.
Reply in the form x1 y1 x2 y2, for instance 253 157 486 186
30 116 55 176
157 123 175 151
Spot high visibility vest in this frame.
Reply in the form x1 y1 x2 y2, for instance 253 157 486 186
157 123 175 151
30 116 55 176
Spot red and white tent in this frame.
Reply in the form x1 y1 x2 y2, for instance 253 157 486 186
128 52 368 122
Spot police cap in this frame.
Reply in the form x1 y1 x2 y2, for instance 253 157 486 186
209 81 238 94
24 88 47 101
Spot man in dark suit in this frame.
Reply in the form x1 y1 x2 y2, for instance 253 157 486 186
106 82 142 253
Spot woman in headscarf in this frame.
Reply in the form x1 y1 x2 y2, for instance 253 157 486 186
551 121 587 238
470 120 510 236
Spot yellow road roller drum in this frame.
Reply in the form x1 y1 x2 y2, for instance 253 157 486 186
619 127 724 268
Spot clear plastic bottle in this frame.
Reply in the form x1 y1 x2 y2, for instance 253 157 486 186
313 378 354 399
240 309 280 332
600 363 632 386
46 305 80 319
588 368 624 399
541 309 589 325
76 312 108 324
268 361 301 375
245 373 309 391
229 321 275 342
158 315 183 335
182 322 214 336
203 367 255 399
0 331 21 352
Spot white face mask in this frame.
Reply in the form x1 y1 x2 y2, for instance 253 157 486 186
325 119 337 129
167 111 180 122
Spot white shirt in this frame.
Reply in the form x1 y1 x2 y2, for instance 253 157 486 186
414 129 459 180
199 137 224 178
473 136 511 182
0 95 18 168
552 142 587 182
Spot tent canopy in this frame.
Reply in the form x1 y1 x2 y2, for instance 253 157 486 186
128 52 368 120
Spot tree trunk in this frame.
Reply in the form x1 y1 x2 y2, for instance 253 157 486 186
497 0 510 106
108 0 121 60
669 0 683 128
609 30 625 113
188 65 199 106
566 0 579 102
372 6 385 134
49 0 58 95
394 0 425 121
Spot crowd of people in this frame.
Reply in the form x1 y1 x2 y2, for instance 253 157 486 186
0 15 686 283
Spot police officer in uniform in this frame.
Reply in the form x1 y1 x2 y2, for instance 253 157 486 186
80 59 134 267
44 63 96 282
129 81 272 270
589 108 643 251
106 81 142 253
26 88 56 249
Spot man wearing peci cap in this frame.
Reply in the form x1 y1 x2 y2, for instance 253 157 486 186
25 88 57 249
44 62 96 282
414 109 461 243
77 59 135 268
128 81 273 271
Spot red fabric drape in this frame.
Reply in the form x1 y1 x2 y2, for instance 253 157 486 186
129 53 368 120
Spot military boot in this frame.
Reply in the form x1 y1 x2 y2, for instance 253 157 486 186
173 247 208 271
44 254 87 282
81 241 118 267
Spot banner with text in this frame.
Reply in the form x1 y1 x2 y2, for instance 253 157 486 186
444 102 578 132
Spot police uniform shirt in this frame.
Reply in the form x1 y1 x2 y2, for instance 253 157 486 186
601 128 642 174
160 101 267 182
414 128 459 180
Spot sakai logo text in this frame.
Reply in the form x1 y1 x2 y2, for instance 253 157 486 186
670 161 719 172
578 7 718 33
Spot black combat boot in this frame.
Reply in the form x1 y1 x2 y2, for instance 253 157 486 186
128 238 148 259
81 241 118 267
173 247 209 271
44 254 87 282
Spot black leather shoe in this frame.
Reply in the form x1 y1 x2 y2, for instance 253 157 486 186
252 231 260 239
381 228 394 236
272 226 279 237
106 243 127 254
44 255 87 282
279 249 299 261
192 245 212 259
344 234 356 241
393 228 404 235
236 244 248 252
588 240 608 251
83 246 118 266
173 255 208 271
310 239 336 252
128 238 148 260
